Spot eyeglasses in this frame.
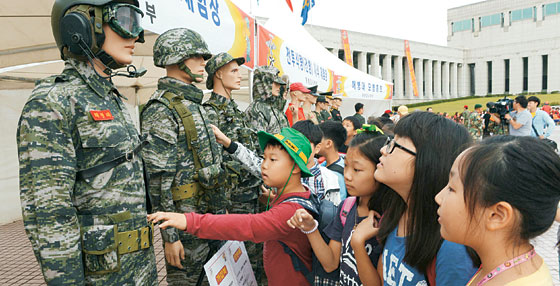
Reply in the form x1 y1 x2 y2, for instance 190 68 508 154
383 137 417 156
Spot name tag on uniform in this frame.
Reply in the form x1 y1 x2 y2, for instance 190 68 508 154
90 110 114 121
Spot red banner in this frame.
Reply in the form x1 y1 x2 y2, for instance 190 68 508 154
341 30 353 66
404 40 419 97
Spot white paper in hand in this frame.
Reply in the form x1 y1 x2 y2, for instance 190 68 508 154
204 241 258 286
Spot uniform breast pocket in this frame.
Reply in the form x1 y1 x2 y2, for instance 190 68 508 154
77 121 130 189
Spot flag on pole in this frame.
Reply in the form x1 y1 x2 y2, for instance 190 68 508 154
286 0 293 11
301 0 315 25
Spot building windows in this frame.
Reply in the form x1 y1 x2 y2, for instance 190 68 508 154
544 2 560 18
452 19 473 32
523 57 529 92
505 59 510 93
480 13 502 28
487 61 492 94
469 63 475 96
511 7 536 22
542 55 548 91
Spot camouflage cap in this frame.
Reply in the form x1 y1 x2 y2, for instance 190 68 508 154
153 28 212 68
205 52 245 89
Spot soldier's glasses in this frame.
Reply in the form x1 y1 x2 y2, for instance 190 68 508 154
383 137 417 156
104 4 144 39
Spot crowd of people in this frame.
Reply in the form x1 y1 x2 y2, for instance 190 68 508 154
16 1 560 286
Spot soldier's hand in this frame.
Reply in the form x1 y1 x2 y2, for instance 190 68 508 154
148 212 187 231
210 124 232 148
165 241 185 269
287 208 315 233
258 185 276 205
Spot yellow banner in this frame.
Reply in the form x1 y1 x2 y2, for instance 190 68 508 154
341 30 353 66
404 40 419 97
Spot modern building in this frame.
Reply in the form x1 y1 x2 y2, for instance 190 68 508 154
304 0 560 105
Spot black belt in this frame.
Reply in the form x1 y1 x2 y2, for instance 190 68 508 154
77 140 149 180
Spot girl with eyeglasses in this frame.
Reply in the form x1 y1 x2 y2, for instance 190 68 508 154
351 111 478 285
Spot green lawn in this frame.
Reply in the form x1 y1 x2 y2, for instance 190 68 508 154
406 94 560 115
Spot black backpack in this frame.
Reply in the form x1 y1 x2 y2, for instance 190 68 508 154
278 193 340 285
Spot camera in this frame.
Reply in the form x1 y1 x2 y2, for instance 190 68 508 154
487 97 514 118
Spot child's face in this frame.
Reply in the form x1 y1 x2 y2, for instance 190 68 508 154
374 135 416 200
344 147 378 198
435 152 476 245
342 120 356 139
261 145 297 189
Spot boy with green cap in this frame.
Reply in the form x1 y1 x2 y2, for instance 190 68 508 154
148 128 315 286
203 52 265 282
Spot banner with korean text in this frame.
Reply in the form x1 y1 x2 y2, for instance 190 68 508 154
139 0 255 69
259 16 392 101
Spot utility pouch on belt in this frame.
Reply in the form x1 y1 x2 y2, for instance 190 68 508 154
197 163 225 189
79 211 153 275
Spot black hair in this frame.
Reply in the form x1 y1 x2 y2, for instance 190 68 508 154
292 120 323 146
264 138 284 149
319 121 347 151
349 133 391 213
343 116 362 130
377 112 473 273
426 107 432 111
460 136 560 243
355 103 364 112
527 96 541 106
515 95 528 108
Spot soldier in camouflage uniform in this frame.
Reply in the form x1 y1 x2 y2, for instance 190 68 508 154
487 114 510 136
245 66 289 134
17 1 157 285
140 28 227 286
465 104 484 140
203 52 265 283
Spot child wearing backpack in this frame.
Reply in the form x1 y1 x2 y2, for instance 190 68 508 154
351 112 478 285
436 136 559 285
288 131 390 286
148 128 315 286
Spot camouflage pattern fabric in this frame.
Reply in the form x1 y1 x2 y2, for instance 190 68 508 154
203 91 266 284
153 28 212 67
461 110 470 124
487 118 509 136
17 58 157 286
466 111 483 140
245 66 289 134
141 77 227 286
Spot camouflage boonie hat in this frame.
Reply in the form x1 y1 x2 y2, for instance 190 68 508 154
153 28 212 68
205 52 245 89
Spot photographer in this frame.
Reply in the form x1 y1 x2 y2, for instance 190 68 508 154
492 95 532 136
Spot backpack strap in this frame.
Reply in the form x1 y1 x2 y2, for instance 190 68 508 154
339 196 357 227
278 241 312 277
426 256 436 286
281 196 319 216
162 92 203 170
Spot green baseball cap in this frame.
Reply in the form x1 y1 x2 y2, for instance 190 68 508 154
474 104 482 109
205 52 245 89
258 128 312 177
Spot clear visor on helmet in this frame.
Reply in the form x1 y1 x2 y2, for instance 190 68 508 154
105 4 144 39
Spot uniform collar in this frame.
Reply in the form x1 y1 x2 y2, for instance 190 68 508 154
65 58 118 99
208 92 237 109
158 77 204 104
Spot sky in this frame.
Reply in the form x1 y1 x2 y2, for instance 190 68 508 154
230 0 483 46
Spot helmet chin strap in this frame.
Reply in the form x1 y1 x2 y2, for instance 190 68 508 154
178 61 204 83
71 33 146 79
217 76 232 99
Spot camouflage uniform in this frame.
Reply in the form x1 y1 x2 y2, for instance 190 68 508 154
487 117 509 136
465 111 483 140
245 66 288 134
141 29 227 286
18 57 158 285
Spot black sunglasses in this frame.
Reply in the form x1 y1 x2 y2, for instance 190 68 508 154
384 137 417 156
